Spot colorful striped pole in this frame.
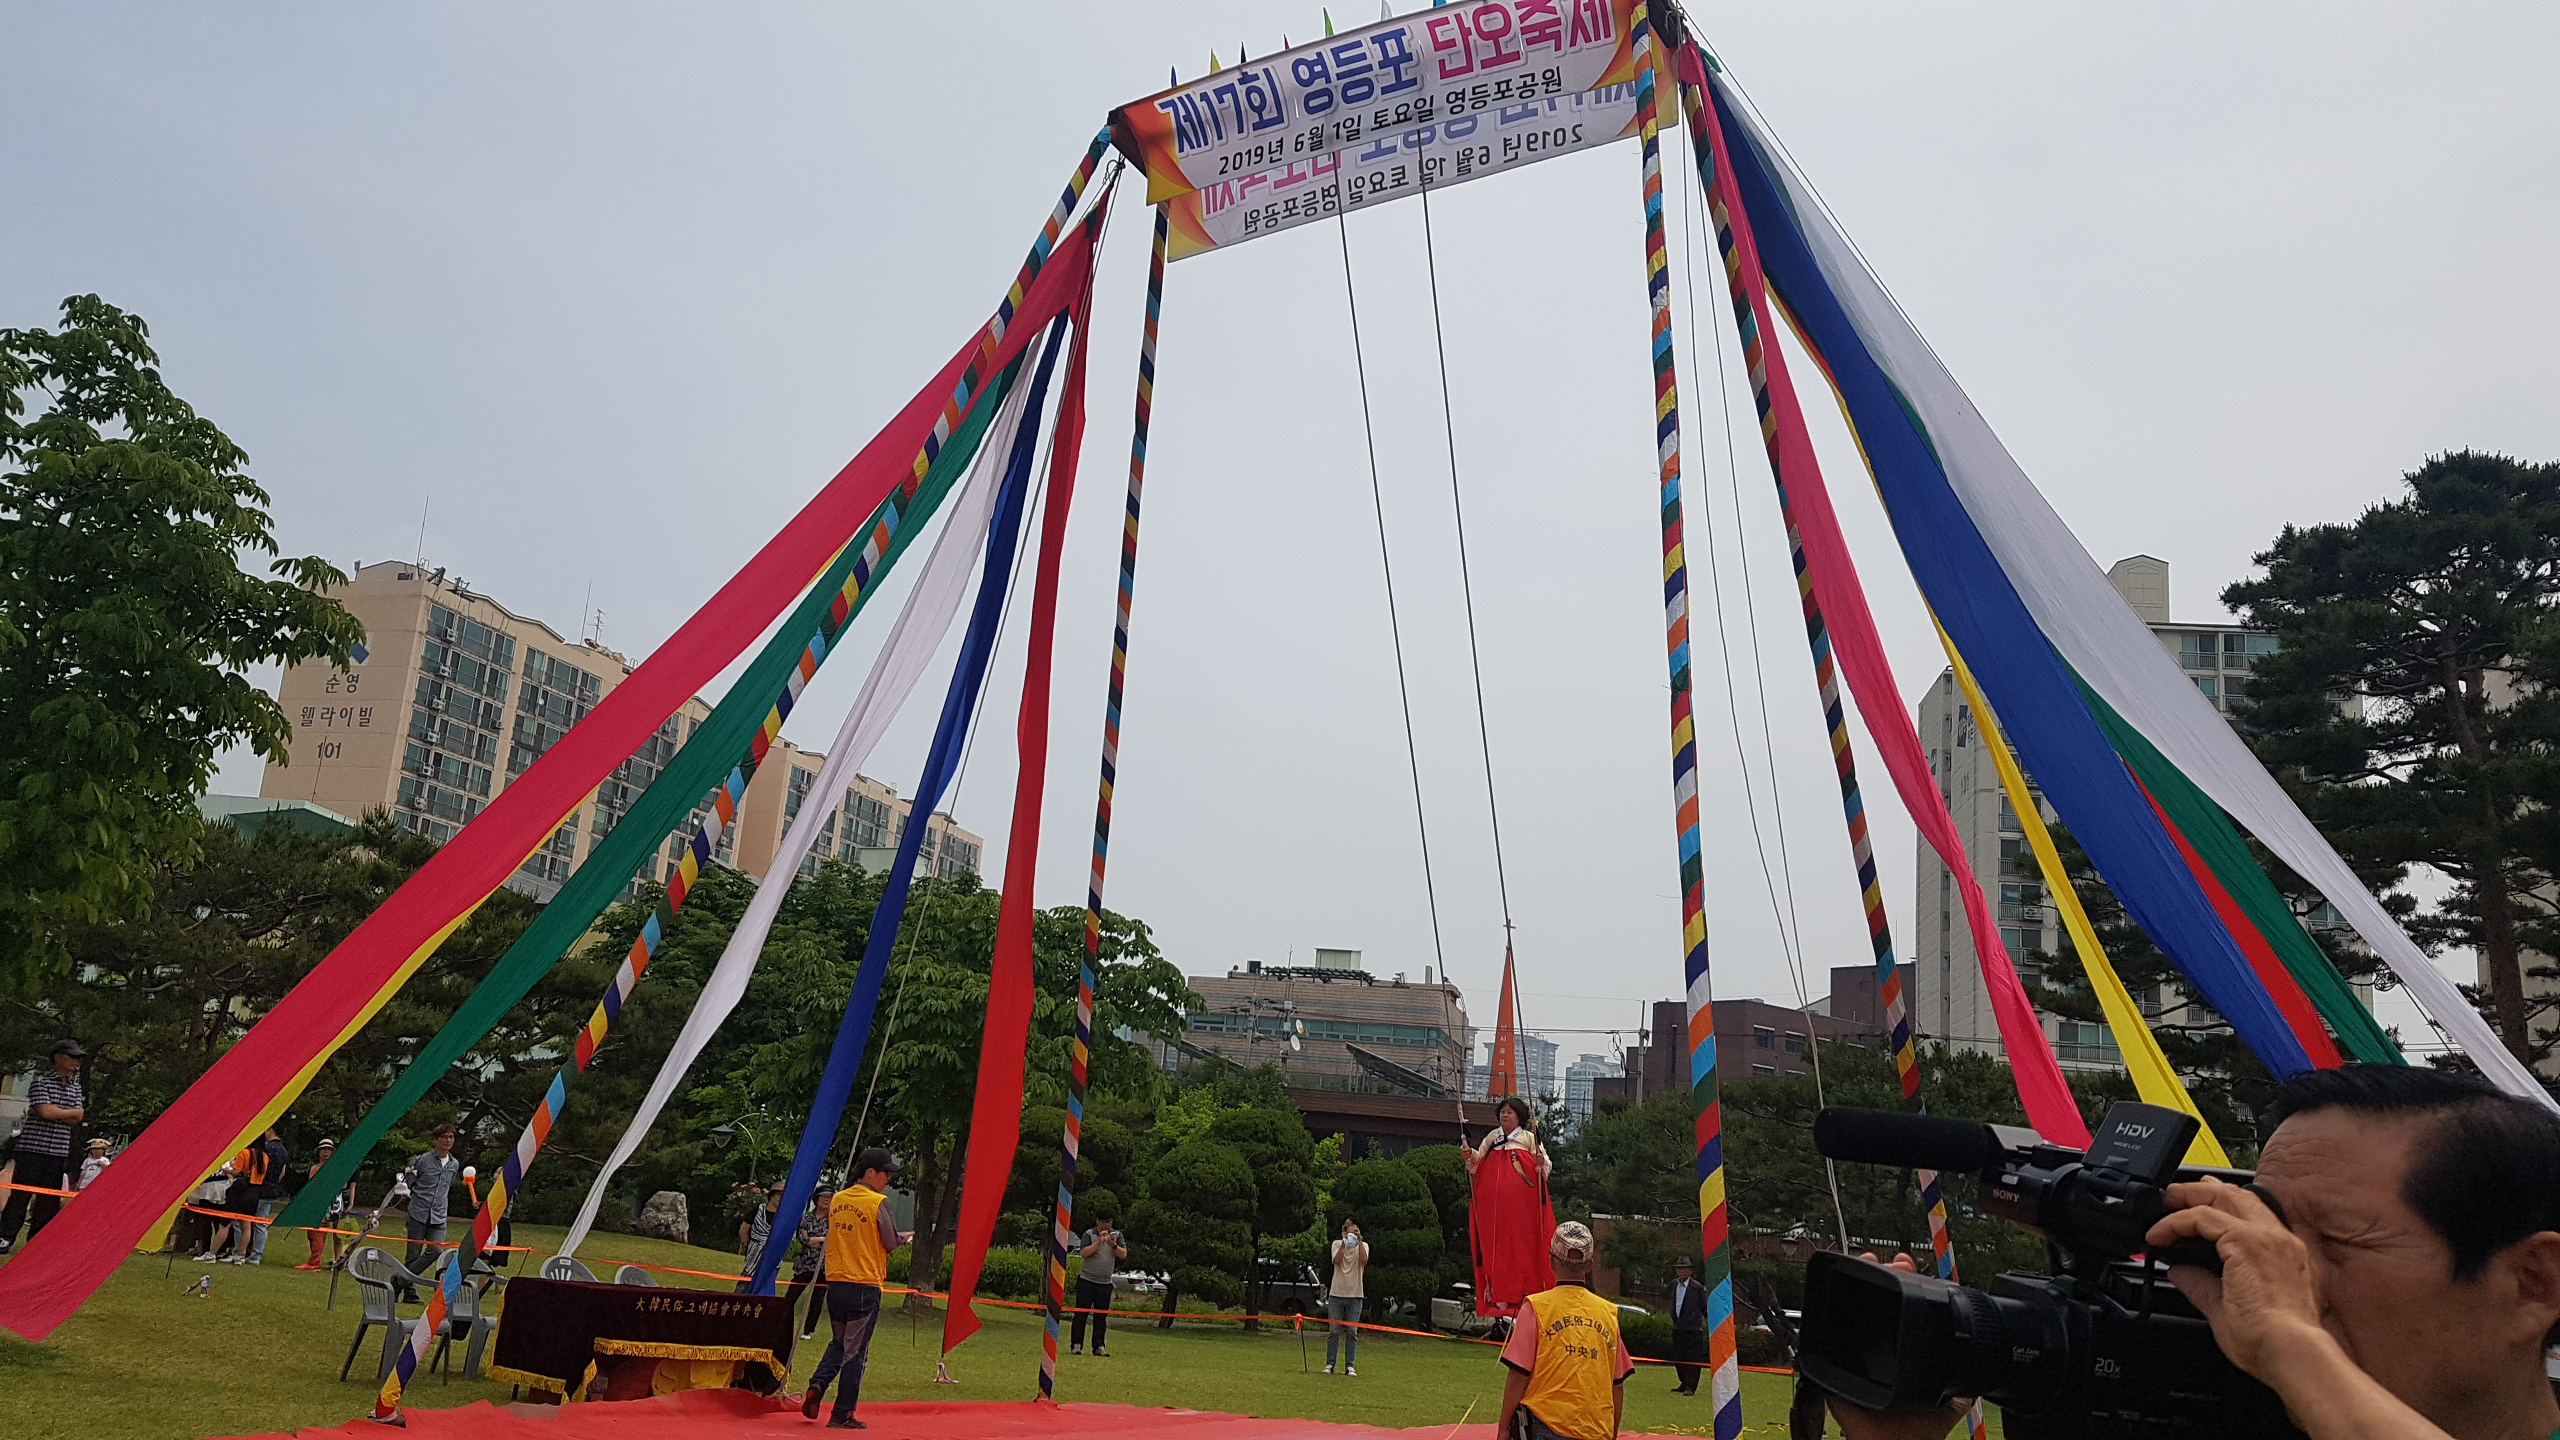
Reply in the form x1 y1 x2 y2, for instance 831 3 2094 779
1677 58 1987 1440
1630 9 1741 1440
373 137 1114 1420
1040 199 1169 1402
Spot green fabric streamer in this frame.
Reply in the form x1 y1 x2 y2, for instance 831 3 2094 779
2075 677 2404 1066
278 360 1021 1227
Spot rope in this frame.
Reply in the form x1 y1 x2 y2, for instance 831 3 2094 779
1414 167 1523 1003
1043 195 1170 1401
1625 11 1741 1440
1335 213 1452 983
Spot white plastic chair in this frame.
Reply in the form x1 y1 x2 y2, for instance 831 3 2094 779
614 1263 660 1287
541 1253 598 1282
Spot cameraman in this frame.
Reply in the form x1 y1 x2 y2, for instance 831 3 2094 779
1830 1067 2560 1440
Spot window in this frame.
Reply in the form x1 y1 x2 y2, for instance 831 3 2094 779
2193 675 2219 701
1751 1064 1777 1077
786 765 816 820
1783 1031 1806 1054
848 793 893 848
1752 1026 1775 1049
2180 633 2218 670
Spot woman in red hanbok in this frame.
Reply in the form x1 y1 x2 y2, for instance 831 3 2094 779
1463 1096 1555 1317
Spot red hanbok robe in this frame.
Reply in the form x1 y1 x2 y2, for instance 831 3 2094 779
1467 1141 1555 1317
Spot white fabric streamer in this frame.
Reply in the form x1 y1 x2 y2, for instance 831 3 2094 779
1718 85 2548 1107
559 365 1048 1255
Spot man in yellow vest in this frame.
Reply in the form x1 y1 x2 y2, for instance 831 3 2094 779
1495 1221 1634 1440
801 1148 907 1430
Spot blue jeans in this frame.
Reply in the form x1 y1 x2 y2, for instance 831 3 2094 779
808 1282 882 1420
1326 1295 1363 1368
245 1199 280 1263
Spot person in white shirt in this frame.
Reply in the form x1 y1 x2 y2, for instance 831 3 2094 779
76 1137 111 1191
1326 1219 1370 1375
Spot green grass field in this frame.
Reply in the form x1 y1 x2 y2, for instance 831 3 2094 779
0 1224 1808 1439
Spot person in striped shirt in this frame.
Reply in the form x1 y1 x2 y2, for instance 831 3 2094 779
0 1040 88 1253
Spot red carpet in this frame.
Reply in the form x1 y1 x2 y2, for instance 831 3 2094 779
240 1389 1509 1439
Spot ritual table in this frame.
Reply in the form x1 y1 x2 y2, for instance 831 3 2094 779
488 1276 797 1400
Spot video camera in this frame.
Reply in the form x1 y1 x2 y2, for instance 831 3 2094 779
1791 1100 2304 1440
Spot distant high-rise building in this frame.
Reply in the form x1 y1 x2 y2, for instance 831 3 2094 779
1562 1053 1622 1125
1910 555 2306 1073
1516 1033 1559 1104
1466 1062 1490 1101
259 561 980 900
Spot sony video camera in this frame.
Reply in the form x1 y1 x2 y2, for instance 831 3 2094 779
1792 1100 2303 1440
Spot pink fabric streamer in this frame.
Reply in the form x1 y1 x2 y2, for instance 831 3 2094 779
1685 44 2086 1143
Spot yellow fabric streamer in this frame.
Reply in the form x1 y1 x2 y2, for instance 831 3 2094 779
1936 622 2232 1167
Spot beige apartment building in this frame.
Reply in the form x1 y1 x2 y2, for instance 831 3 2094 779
259 561 980 900
1174 949 1475 1097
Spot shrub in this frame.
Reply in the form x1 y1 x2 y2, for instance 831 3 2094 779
1738 1326 1794 1368
1617 1306 1673 1361
1328 1158 1440 1309
976 1246 1045 1300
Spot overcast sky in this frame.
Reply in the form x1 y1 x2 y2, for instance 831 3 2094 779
8 3 2555 1070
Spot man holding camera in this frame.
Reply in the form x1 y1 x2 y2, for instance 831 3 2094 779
1828 1068 2560 1440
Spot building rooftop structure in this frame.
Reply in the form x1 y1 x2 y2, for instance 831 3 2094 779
1178 951 1474 1100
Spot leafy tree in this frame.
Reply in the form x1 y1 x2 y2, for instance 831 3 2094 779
1400 1143 1473 1287
1208 1104 1317 1321
2223 451 2560 1068
0 297 364 987
1128 1138 1256 1324
1328 1157 1440 1312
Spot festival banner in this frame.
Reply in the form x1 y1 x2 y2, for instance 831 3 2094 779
1165 84 1642 260
1113 0 1644 204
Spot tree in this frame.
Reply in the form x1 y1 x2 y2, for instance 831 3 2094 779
1127 1138 1256 1325
2224 451 2560 1069
1208 1105 1317 1322
1328 1157 1440 1313
0 296 364 987
1399 1143 1473 1288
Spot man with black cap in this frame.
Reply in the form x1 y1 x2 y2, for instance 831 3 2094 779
1668 1256 1708 1395
0 1040 88 1252
801 1147 909 1429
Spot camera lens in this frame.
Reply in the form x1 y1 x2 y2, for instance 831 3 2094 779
1798 1253 2071 1414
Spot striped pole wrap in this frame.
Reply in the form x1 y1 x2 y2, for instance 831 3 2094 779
917 129 1112 484
1040 200 1169 1402
1676 67 1988 1440
1630 10 1740 1440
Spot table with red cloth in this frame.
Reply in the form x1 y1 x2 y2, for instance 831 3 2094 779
488 1276 797 1400
1467 1144 1555 1317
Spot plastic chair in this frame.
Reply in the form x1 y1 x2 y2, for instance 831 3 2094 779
427 1255 498 1382
614 1264 660 1287
541 1253 598 1283
340 1246 427 1384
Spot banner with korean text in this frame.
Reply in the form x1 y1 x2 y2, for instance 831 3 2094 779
1112 0 1645 204
1165 83 1643 260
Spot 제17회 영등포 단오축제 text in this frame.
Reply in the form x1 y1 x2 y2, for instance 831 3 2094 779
7 5 2560 1440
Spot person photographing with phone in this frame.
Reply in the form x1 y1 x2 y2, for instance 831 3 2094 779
1071 1212 1126 1357
1326 1218 1370 1376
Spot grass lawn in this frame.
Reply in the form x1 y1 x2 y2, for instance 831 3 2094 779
0 1224 1807 1439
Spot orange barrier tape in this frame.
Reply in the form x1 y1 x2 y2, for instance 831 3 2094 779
1 1179 80 1199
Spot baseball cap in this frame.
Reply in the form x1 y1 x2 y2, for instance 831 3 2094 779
1551 1221 1596 1263
51 1039 86 1058
316 1139 339 1150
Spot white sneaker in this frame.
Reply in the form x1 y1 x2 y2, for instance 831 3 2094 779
1347 1366 1358 1377
194 1252 218 1262
1322 1364 1333 1374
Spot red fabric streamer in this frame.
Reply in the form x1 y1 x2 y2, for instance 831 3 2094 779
941 245 1100 1354
0 223 1101 1345
1467 1148 1555 1318
1683 45 2087 1144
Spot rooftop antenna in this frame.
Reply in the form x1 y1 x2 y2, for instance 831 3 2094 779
413 494 431 567
581 582 596 643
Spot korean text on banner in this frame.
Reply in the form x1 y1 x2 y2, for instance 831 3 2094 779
1166 85 1641 259
1112 0 1643 204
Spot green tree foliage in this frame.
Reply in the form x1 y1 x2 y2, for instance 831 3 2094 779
0 814 535 1180
1555 1043 2134 1295
1207 1104 1317 1318
1399 1143 1473 1287
0 297 365 986
2223 451 2560 1068
1328 1157 1440 1309
1128 1138 1256 1321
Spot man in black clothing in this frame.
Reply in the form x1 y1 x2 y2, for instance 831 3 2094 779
0 1040 88 1253
1667 1256 1708 1395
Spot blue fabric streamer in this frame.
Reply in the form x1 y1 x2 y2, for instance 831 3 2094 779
1704 79 2314 1079
752 313 1069 1292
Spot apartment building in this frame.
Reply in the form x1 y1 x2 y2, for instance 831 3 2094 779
259 561 979 900
1179 950 1474 1097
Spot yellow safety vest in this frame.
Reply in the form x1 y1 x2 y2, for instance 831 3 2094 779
1519 1283 1626 1440
826 1184 891 1284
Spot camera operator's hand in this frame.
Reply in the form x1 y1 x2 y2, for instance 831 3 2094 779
1822 1253 1973 1440
2147 1177 2452 1440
